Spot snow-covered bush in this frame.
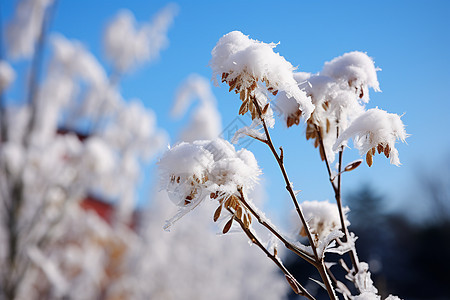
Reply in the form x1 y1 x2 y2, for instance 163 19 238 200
159 31 407 299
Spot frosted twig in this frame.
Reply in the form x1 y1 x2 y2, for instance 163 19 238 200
251 96 337 300
226 207 316 300
237 187 315 265
315 124 360 274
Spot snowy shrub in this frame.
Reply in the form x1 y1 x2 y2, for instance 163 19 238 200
159 31 406 299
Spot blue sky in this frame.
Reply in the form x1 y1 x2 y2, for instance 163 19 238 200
3 0 450 223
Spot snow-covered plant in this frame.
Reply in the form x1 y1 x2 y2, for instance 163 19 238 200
159 31 407 299
159 138 260 231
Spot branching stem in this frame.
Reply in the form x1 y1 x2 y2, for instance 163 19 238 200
237 188 315 265
315 125 360 274
226 208 316 300
251 97 337 300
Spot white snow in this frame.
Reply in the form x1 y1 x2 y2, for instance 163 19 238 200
334 108 407 165
103 4 178 73
0 61 16 91
210 31 314 122
299 200 349 242
6 0 54 59
172 74 222 142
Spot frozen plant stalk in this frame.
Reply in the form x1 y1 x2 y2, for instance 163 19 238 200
160 31 406 300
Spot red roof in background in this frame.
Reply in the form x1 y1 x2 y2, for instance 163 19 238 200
80 196 140 231
80 196 114 225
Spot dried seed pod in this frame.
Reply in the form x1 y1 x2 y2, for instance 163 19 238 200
326 119 330 133
223 218 233 234
344 160 362 172
319 144 325 161
306 124 316 140
366 151 373 167
243 214 250 229
272 90 278 96
236 206 243 219
228 78 237 92
239 89 246 101
224 196 232 208
384 144 390 158
371 147 376 156
377 144 384 154
262 103 270 115
239 100 248 115
213 205 222 222
285 275 301 295
221 72 229 82
229 195 238 209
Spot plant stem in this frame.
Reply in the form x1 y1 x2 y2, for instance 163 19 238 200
227 208 316 300
251 98 337 300
315 126 360 273
237 188 316 265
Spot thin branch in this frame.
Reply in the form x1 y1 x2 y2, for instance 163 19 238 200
252 97 317 254
226 208 316 300
251 96 337 300
326 265 352 299
314 125 337 193
237 187 316 265
315 125 360 274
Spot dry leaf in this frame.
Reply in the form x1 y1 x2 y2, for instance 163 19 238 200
213 205 222 222
223 218 233 234
285 275 301 295
344 160 362 172
366 152 373 167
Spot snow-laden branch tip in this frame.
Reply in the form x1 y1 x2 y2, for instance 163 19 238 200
158 138 261 229
334 108 408 166
210 31 314 123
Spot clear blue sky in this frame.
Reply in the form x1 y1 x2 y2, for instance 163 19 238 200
3 0 450 223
